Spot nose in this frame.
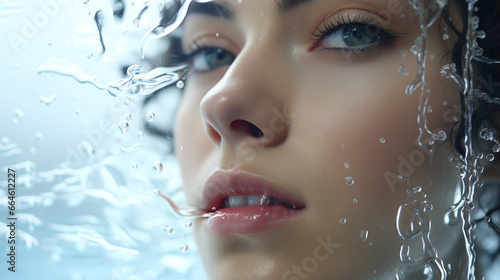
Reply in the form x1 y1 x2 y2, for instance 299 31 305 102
199 49 291 152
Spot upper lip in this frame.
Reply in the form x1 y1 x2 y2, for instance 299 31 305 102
201 170 306 211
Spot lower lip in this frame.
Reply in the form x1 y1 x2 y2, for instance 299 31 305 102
206 205 304 235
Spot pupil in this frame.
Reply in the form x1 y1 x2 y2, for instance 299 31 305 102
343 25 377 46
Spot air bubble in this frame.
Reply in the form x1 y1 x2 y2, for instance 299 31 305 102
178 146 183 151
87 52 93 59
379 138 386 144
343 162 350 168
402 50 408 57
180 244 188 252
137 131 144 138
176 80 185 89
131 162 138 169
345 176 354 186
353 198 358 204
152 161 163 173
162 226 173 234
443 34 450 40
339 218 347 224
479 128 494 141
145 111 156 122
360 229 368 241
486 154 495 161
125 113 132 121
118 120 130 134
398 175 403 180
427 106 432 113
185 222 192 228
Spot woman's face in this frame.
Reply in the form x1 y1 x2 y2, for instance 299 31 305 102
174 0 462 279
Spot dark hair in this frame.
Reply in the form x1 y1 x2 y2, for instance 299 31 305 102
442 0 500 269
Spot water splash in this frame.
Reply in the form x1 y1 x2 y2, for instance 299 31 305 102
396 187 447 280
407 0 448 147
140 0 214 58
37 58 187 97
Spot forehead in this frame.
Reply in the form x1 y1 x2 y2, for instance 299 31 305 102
186 0 414 20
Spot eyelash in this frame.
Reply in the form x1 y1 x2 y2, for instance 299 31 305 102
311 14 403 54
181 14 404 67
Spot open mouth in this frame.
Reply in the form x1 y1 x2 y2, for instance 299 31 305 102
202 170 306 235
220 195 302 209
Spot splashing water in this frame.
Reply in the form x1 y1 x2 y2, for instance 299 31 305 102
396 188 447 280
37 58 187 97
406 0 500 279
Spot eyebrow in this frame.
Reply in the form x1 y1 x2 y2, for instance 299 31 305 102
187 0 316 19
274 0 316 14
187 1 234 19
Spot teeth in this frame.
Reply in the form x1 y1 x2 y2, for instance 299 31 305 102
247 195 260 206
222 195 299 209
228 196 247 208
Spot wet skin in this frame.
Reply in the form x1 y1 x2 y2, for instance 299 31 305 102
174 0 463 279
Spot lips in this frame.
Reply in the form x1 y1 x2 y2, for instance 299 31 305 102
201 170 306 235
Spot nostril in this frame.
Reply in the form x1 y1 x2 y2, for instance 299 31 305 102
230 120 264 138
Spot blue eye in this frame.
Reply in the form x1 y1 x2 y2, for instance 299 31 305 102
188 47 236 71
313 15 402 53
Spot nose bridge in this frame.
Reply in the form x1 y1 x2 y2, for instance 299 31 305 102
200 44 291 150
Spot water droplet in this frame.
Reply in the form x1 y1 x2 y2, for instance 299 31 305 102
14 109 24 117
215 33 220 37
180 244 188 252
152 161 163 173
479 128 494 141
35 132 44 141
345 176 354 186
162 225 173 234
118 120 130 134
339 218 347 224
40 94 57 105
145 111 156 122
379 138 386 144
398 64 408 76
398 174 404 180
486 154 495 161
211 207 216 211
427 106 432 113
353 198 358 204
360 229 368 241
484 216 491 223
443 33 449 40
343 162 350 168
493 143 500 153
87 52 93 59
137 131 144 138
176 80 185 89
185 222 192 228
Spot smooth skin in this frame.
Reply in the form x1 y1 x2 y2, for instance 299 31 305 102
174 0 464 279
